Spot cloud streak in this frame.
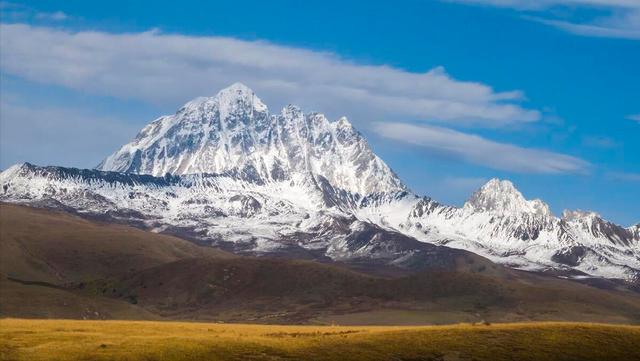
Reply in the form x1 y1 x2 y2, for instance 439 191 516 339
373 122 590 174
606 171 640 182
0 23 539 127
0 2 72 22
34 10 68 21
581 135 619 148
448 0 640 40
448 1 640 10
627 114 640 122
530 12 640 40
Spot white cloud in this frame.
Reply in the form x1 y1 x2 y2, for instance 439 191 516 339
448 0 640 40
373 122 590 173
531 11 640 39
0 23 539 127
627 114 640 122
34 11 68 21
0 2 71 22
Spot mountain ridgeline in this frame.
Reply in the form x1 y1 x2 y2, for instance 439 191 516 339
97 83 405 196
1 83 638 281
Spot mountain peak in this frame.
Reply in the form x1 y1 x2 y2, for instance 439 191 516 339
179 82 267 115
484 178 516 192
222 82 254 94
215 82 257 103
282 104 303 117
97 84 406 196
336 116 352 129
215 82 267 115
465 178 551 216
0 162 30 179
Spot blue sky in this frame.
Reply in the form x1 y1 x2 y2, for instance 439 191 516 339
0 0 638 225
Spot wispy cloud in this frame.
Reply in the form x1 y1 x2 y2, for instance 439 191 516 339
530 11 640 40
373 122 590 174
34 10 68 22
581 135 619 148
0 23 539 127
627 114 640 122
606 171 640 182
0 2 71 22
447 1 640 10
447 0 640 40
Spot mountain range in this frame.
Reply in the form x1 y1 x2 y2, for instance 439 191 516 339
1 83 638 282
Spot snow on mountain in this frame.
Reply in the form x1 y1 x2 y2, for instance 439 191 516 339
1 83 638 281
0 162 476 272
630 224 640 239
465 179 551 216
382 179 640 280
97 82 405 197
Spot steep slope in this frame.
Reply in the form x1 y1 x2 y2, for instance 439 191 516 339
1 83 638 281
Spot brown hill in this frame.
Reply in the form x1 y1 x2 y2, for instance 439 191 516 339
0 203 230 283
2 203 640 324
0 203 229 319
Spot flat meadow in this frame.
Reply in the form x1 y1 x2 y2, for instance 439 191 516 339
1 319 640 361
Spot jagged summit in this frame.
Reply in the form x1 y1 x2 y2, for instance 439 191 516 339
220 82 258 96
97 83 406 196
465 178 551 216
179 82 267 114
215 82 268 115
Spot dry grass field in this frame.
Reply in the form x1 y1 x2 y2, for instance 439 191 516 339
1 319 639 361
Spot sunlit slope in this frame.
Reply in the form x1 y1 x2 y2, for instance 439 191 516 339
0 203 231 283
1 319 639 361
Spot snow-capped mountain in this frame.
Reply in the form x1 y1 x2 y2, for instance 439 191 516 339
97 83 405 197
0 162 476 273
385 180 640 280
1 83 638 281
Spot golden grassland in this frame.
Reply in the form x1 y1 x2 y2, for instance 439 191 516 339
1 319 639 361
